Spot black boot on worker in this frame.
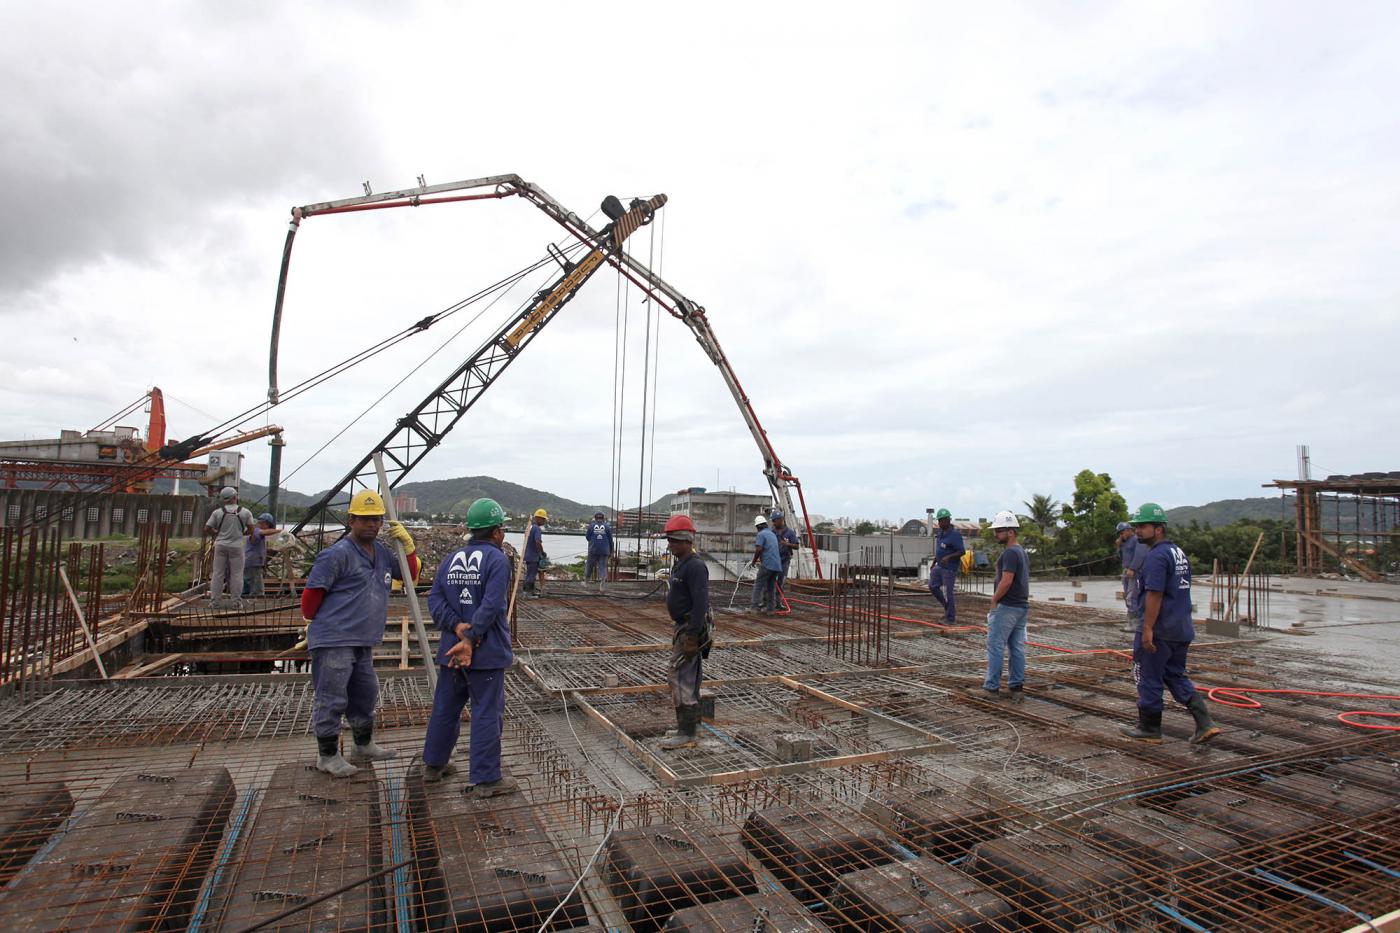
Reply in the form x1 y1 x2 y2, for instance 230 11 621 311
1120 710 1163 743
660 706 699 751
349 721 398 762
1186 694 1222 745
316 734 359 778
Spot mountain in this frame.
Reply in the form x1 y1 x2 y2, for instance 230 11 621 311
392 476 605 519
1166 497 1294 526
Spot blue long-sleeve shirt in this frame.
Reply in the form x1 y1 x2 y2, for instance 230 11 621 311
585 520 613 556
428 539 513 669
666 553 710 634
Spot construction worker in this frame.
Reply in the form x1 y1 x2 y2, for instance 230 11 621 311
984 510 1029 703
585 510 613 588
204 486 253 609
1117 520 1145 632
750 514 781 613
660 515 711 750
770 509 801 593
523 508 548 597
421 497 519 795
1121 503 1221 744
300 489 418 777
242 513 280 598
928 508 965 623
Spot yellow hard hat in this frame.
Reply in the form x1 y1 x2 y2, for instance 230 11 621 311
533 508 549 520
348 489 387 516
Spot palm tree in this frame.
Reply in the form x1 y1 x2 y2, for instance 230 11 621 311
1023 494 1060 536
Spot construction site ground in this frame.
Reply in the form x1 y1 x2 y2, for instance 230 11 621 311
0 579 1396 931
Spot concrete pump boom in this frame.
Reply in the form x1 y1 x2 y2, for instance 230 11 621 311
271 175 821 576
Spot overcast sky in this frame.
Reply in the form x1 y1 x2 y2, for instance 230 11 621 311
3 2 1398 523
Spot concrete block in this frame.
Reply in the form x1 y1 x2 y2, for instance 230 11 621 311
861 787 1003 860
831 856 1014 932
743 804 893 896
605 823 754 932
1203 619 1241 638
1073 592 1088 603
662 889 822 931
774 732 815 763
0 783 72 885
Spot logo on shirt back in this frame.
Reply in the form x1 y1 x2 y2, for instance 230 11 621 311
445 548 483 587
1170 545 1191 590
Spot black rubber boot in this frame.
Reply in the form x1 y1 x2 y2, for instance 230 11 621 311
1120 710 1163 743
316 734 359 778
1009 686 1025 704
660 706 699 750
349 721 397 762
1186 694 1222 745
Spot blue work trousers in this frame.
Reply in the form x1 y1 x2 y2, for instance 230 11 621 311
1123 573 1141 617
1132 633 1197 714
984 605 1028 692
422 667 506 784
751 567 777 611
310 646 379 738
929 565 959 621
585 553 609 583
523 560 539 589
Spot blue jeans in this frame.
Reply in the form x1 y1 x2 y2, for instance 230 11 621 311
310 646 379 738
422 667 506 784
751 567 777 611
929 565 958 621
1132 633 1196 714
984 605 1028 691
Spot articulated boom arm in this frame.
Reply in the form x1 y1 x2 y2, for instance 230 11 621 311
291 189 665 533
275 175 821 576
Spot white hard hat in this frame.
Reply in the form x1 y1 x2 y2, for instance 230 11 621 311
220 486 238 500
753 514 769 527
991 510 1020 530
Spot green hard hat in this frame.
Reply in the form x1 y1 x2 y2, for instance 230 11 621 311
1129 502 1168 525
466 497 507 530
936 508 952 520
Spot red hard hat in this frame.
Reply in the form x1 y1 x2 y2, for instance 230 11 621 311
664 514 697 536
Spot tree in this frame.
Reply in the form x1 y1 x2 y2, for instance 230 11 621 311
1023 493 1061 536
854 520 878 535
1058 470 1129 574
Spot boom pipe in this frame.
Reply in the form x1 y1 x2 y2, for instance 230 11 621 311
291 194 665 534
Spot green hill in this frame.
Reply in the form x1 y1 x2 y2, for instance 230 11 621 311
1166 497 1293 526
392 475 605 519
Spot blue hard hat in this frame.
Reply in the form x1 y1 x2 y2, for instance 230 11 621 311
769 509 784 521
1115 521 1131 534
258 513 275 525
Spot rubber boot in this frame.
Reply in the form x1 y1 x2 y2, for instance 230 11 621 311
316 735 360 778
1120 710 1163 743
470 776 519 799
423 761 459 783
660 706 699 751
349 722 398 762
1009 686 1025 705
1186 694 1222 745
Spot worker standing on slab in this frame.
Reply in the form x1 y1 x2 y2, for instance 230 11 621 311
1116 520 1145 631
203 487 253 609
301 489 418 777
523 508 548 597
770 509 801 594
422 497 519 796
984 511 1029 703
928 508 965 623
660 515 711 750
1121 503 1221 744
750 514 782 614
242 513 280 598
584 510 613 588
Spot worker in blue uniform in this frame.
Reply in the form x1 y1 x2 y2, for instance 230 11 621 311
300 489 418 778
522 507 548 597
770 509 801 594
421 497 519 796
660 515 710 750
584 510 613 588
1117 520 1145 631
750 515 782 613
927 508 965 623
1120 503 1221 745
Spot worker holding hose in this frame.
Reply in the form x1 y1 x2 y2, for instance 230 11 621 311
660 514 711 750
421 497 518 797
770 509 801 595
301 489 418 777
1120 503 1221 744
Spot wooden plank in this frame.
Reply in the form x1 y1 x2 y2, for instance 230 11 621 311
113 652 183 679
568 690 680 787
776 675 946 744
57 566 108 679
1301 530 1384 582
676 742 949 787
1341 908 1400 933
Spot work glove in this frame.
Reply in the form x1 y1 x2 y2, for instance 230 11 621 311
386 520 415 554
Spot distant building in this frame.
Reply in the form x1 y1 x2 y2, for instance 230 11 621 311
393 494 419 514
670 488 773 549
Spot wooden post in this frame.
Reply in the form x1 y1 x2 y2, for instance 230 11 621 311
372 453 437 691
1224 532 1265 624
58 565 108 680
